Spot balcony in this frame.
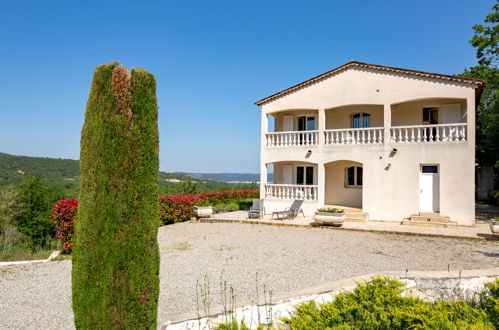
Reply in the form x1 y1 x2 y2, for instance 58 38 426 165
324 127 384 145
390 123 467 143
264 183 318 201
266 131 319 147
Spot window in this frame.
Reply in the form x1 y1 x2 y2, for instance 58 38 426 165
421 165 438 173
298 116 315 131
352 113 370 128
345 166 363 187
297 166 314 185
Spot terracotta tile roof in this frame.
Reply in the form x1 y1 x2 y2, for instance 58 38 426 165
255 61 485 106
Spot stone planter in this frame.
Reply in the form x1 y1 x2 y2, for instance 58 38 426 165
490 221 499 235
193 206 213 219
314 212 345 227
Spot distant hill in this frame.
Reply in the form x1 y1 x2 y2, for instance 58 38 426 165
0 153 200 188
175 172 273 183
0 153 265 190
0 152 80 187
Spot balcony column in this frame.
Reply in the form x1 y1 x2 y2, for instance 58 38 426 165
260 110 268 199
318 107 326 146
317 163 325 206
466 95 475 147
260 163 267 199
383 103 391 149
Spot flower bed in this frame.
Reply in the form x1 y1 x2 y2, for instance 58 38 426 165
51 190 259 251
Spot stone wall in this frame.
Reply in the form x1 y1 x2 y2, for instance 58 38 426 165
163 267 499 330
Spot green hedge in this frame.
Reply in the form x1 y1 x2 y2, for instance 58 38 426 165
72 62 160 329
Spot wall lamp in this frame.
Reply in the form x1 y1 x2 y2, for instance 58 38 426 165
305 150 312 158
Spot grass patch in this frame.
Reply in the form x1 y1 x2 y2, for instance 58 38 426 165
0 250 52 262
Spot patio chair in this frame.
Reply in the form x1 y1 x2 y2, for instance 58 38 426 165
248 199 265 219
272 199 305 220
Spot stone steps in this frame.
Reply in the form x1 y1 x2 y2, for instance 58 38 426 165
401 212 456 228
345 212 369 222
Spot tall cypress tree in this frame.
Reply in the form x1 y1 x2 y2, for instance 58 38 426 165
73 62 160 329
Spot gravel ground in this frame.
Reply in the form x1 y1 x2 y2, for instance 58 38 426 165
1 222 498 329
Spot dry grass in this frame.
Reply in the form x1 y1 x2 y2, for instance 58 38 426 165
168 241 192 251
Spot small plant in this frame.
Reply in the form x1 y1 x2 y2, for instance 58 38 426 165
316 208 344 213
493 217 499 222
282 277 495 329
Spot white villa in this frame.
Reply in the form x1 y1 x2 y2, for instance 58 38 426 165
256 61 484 226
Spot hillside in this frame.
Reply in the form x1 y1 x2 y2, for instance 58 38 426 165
175 172 272 183
0 152 80 188
0 153 259 196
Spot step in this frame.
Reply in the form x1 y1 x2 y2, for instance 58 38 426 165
409 215 449 223
401 219 457 228
344 212 369 222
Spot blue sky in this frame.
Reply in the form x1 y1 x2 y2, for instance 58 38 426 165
0 0 493 173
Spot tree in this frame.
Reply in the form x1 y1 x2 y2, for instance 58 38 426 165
72 62 160 328
181 180 198 194
461 3 499 172
11 176 55 249
470 2 499 67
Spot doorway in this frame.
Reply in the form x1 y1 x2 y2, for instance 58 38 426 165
419 165 439 212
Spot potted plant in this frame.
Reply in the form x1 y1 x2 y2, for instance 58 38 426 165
314 208 345 226
490 217 499 235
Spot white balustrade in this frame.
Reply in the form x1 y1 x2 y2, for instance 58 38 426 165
390 124 467 143
324 127 384 145
266 131 319 147
264 184 318 201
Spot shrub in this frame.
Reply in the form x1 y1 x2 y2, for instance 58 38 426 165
51 199 78 252
51 189 259 247
11 176 55 250
317 208 344 213
72 63 160 328
478 278 499 326
158 190 258 224
283 277 494 329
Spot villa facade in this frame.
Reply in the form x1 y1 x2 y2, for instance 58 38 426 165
256 61 484 226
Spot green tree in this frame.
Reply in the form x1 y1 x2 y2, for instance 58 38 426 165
11 176 55 249
461 3 499 173
72 62 160 329
470 2 498 67
181 180 198 194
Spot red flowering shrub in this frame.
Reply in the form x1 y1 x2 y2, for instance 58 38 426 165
51 198 78 252
158 190 259 224
51 190 259 250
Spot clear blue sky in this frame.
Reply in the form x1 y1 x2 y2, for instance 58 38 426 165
0 0 493 173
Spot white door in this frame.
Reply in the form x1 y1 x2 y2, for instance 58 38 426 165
283 116 294 131
282 165 292 184
419 165 439 212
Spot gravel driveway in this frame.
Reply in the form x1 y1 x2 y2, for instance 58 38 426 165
1 222 498 329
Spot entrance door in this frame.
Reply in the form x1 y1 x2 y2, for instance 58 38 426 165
283 116 294 131
283 165 292 184
419 165 439 212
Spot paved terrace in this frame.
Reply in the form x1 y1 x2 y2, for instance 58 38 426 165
205 210 498 240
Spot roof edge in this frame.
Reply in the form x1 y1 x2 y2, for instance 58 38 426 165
255 61 485 106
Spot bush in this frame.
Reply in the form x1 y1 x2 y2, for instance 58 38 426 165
478 278 499 326
51 189 259 248
11 176 56 250
158 190 258 224
51 199 78 252
317 208 344 213
72 63 160 328
489 189 499 205
283 277 495 329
